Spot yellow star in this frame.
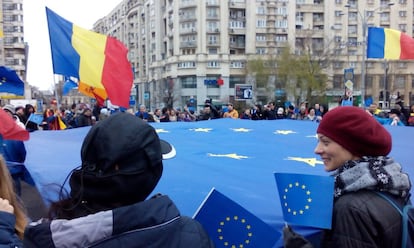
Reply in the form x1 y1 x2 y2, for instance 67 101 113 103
285 157 324 167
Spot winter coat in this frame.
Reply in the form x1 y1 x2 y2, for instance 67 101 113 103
321 190 405 248
0 211 23 247
24 195 215 248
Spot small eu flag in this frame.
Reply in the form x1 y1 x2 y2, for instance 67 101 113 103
274 173 334 229
27 113 44 125
193 188 280 248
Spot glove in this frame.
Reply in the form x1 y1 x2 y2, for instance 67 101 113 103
283 224 314 248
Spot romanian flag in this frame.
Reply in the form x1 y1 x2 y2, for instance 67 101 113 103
45 7 133 108
367 27 414 60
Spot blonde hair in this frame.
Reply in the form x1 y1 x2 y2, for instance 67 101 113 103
0 155 28 239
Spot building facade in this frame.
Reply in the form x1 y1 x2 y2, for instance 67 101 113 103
0 0 29 101
93 0 414 111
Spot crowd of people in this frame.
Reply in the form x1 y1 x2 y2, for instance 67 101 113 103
2 98 414 135
0 99 412 247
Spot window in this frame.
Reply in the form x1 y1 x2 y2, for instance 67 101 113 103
207 8 218 18
207 35 219 44
275 35 287 42
277 7 287 16
395 76 405 89
256 47 266 54
275 19 288 28
207 61 220 68
397 62 407 68
256 19 266 28
230 61 245 68
256 7 266 15
208 48 218 54
256 34 266 41
399 24 407 32
180 76 197 88
229 76 244 88
399 11 407 17
178 61 196 68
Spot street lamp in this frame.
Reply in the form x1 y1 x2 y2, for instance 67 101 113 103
345 2 394 107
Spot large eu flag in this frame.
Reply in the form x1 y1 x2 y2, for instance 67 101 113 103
193 188 280 248
274 173 334 229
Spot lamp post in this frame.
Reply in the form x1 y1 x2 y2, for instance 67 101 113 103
383 60 389 108
135 82 139 111
345 2 394 108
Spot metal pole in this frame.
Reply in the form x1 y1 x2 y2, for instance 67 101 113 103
384 60 388 108
361 10 367 108
135 83 139 111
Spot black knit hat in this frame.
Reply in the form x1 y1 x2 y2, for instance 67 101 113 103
69 112 175 206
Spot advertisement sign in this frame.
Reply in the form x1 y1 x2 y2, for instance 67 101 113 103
235 84 253 100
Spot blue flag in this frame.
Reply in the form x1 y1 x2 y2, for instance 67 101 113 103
193 188 280 248
274 173 334 229
63 76 78 95
27 113 44 125
0 66 24 96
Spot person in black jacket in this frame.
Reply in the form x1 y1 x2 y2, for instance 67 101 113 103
24 112 215 248
284 106 412 248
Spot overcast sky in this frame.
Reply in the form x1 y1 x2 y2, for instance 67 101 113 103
23 0 122 90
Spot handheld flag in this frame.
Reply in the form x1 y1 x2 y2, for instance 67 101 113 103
274 173 334 229
57 116 67 130
45 7 133 108
26 113 44 125
367 27 414 60
0 66 25 96
0 109 29 141
193 188 280 248
62 76 78 95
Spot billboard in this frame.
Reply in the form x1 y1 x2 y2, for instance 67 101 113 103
235 84 253 100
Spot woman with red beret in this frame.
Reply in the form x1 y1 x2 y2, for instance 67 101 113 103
284 106 411 248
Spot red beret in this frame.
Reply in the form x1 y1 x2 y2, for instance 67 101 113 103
317 106 391 157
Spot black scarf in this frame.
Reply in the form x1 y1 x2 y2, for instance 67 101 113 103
333 156 411 199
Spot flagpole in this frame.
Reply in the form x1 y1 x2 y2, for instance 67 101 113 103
52 75 60 109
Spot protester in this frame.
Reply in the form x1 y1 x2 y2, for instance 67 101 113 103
223 103 239 119
2 104 25 129
284 106 412 248
41 100 66 130
24 112 214 247
0 155 27 247
24 104 38 132
0 108 30 247
374 108 405 126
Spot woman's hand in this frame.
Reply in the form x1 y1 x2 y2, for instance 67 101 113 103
0 198 14 214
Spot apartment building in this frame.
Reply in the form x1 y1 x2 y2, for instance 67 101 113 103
0 0 29 100
94 0 414 111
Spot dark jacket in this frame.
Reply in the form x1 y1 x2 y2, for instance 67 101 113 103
0 211 23 247
24 195 215 248
321 190 405 248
